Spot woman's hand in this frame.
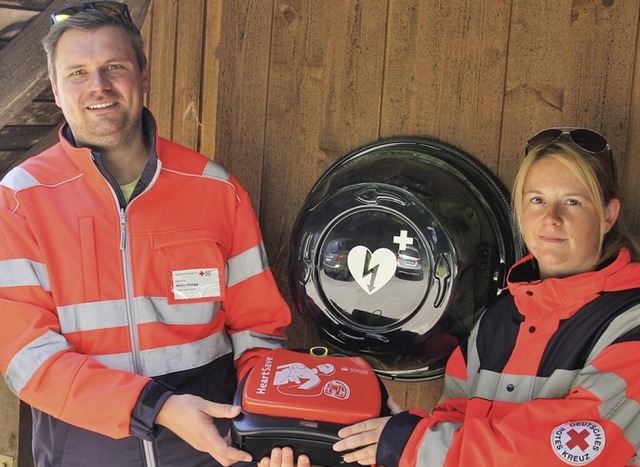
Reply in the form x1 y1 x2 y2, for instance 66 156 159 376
258 447 311 467
333 396 404 465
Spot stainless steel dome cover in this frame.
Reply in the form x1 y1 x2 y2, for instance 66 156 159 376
289 138 520 380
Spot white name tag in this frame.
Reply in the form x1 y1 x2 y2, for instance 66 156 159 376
171 268 221 300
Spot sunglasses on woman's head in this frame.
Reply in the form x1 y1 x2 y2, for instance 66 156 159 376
525 127 615 181
50 1 138 33
525 126 613 162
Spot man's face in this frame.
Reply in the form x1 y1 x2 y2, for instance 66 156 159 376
51 25 148 150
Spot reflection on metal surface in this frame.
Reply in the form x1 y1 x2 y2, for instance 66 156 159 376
290 138 521 380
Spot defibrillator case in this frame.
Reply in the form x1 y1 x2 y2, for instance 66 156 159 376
230 348 388 466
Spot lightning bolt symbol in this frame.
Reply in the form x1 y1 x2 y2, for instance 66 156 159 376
347 245 396 295
362 253 380 293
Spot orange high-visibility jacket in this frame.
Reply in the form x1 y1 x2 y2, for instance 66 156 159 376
378 249 640 467
0 110 290 464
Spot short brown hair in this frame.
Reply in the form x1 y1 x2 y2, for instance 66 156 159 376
42 9 147 81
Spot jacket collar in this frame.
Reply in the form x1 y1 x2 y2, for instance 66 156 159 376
58 108 159 204
507 249 640 318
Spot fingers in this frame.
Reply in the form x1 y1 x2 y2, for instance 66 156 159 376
387 395 404 415
210 444 253 465
333 429 377 453
258 447 311 467
334 415 391 467
296 453 311 467
201 402 243 420
337 416 390 439
341 445 377 466
154 395 252 465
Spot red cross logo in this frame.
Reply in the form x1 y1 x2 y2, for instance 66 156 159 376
566 429 590 451
199 270 205 276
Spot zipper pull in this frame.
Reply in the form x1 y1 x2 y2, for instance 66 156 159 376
119 209 127 250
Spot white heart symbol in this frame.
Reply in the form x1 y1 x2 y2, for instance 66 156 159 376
347 246 397 295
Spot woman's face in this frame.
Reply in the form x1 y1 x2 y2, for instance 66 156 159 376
520 156 619 279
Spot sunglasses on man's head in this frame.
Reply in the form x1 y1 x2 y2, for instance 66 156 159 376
525 126 614 173
50 1 138 33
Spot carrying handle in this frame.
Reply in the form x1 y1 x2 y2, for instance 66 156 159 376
309 346 328 357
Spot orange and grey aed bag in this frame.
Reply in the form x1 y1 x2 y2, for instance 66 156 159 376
230 347 388 466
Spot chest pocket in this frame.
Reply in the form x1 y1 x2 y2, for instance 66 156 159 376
152 226 232 305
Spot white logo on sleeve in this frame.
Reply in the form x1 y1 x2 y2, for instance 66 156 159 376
551 421 605 465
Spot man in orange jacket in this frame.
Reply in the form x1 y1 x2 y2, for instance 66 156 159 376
0 3 307 466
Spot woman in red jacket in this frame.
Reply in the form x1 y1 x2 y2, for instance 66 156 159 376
334 127 640 466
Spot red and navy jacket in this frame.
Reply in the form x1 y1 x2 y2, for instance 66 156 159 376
378 249 640 467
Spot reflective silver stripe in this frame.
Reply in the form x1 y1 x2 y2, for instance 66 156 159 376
58 297 220 333
606 397 640 449
202 160 230 181
137 297 220 325
471 368 579 403
58 299 127 333
533 369 580 398
441 374 467 402
92 352 135 372
577 303 640 448
574 366 640 448
417 421 461 466
1 166 39 190
5 330 72 394
230 330 287 360
227 243 268 287
575 367 626 416
585 303 640 364
94 330 233 377
0 258 50 291
465 310 484 380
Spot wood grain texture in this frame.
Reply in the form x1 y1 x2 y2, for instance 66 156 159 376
381 0 511 174
199 0 223 161
143 0 640 413
146 0 178 139
215 0 274 211
501 0 639 190
0 0 67 130
171 1 205 150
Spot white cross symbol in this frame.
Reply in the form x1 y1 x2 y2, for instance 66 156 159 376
393 230 414 251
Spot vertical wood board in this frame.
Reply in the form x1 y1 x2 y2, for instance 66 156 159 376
263 0 388 348
146 0 178 139
500 0 639 190
215 0 274 211
199 0 223 161
381 0 512 173
171 1 205 150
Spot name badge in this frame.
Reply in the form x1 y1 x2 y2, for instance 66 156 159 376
171 268 221 300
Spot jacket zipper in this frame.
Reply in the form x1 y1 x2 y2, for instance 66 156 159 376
120 207 158 467
89 142 163 466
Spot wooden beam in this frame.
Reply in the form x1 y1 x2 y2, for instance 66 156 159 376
0 0 152 130
0 0 68 130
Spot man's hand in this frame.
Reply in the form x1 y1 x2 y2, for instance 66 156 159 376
333 396 404 465
258 447 311 467
154 393 252 466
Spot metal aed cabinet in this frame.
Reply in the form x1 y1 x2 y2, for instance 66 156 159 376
289 138 521 381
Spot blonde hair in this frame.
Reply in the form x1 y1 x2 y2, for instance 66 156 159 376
512 141 640 262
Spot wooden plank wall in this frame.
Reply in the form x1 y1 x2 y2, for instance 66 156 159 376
3 1 640 465
143 0 640 413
